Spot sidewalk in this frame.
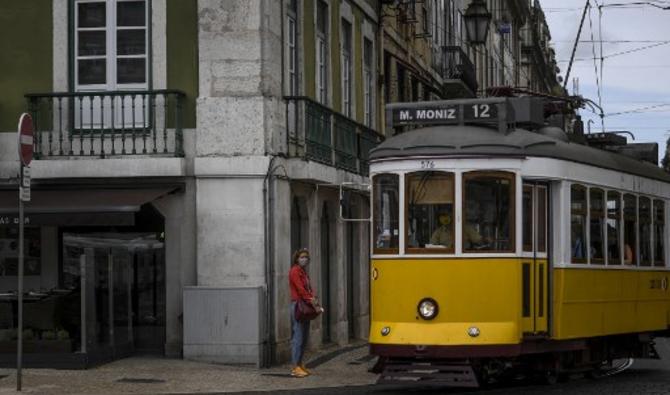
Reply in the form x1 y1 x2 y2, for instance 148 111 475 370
0 343 378 395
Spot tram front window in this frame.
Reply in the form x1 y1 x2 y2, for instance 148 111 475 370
463 172 515 252
373 174 400 254
406 171 455 253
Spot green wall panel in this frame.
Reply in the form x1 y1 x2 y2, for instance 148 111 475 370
0 1 53 132
167 0 198 128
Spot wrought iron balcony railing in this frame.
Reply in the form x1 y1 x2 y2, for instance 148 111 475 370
441 46 478 96
285 96 384 176
25 90 186 158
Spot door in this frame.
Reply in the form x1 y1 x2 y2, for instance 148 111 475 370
521 183 549 335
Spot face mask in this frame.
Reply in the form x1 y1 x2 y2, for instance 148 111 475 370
298 256 309 266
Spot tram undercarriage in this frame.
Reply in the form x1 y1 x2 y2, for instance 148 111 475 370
371 333 662 388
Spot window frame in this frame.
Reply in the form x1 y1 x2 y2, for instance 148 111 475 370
372 173 400 255
363 37 374 128
404 171 456 254
315 0 329 105
570 184 588 264
623 193 638 266
639 196 653 267
654 199 665 267
286 0 299 96
589 188 606 265
606 190 623 266
341 18 352 118
461 171 516 254
72 0 150 92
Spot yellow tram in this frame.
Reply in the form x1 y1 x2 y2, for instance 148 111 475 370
368 97 670 386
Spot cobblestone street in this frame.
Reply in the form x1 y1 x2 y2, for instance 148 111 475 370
1 339 670 394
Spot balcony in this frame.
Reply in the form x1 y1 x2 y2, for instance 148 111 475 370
441 46 478 98
285 96 384 176
25 90 186 159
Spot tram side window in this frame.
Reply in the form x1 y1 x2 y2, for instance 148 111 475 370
571 185 587 263
607 191 622 265
463 172 515 252
589 189 605 264
406 171 455 253
537 187 547 253
654 200 665 267
623 194 637 265
373 174 400 254
639 197 652 266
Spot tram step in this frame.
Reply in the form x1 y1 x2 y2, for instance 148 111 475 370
377 360 479 387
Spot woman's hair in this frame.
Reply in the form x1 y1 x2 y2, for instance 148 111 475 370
292 248 310 266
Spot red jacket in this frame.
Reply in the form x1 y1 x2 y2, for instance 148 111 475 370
289 264 314 302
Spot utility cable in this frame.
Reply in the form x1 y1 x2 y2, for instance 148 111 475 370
588 2 605 131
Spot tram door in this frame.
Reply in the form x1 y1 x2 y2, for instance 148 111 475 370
521 183 549 335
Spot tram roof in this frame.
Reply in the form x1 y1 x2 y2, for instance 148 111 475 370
370 125 670 183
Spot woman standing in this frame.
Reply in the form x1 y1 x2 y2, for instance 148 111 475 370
289 248 321 377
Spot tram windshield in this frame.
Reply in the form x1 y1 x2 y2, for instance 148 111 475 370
463 172 515 252
406 171 455 252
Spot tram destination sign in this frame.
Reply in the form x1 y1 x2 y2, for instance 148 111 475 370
388 100 505 128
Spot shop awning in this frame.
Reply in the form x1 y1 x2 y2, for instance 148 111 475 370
0 188 177 226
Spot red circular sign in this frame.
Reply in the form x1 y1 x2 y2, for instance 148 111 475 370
17 113 34 166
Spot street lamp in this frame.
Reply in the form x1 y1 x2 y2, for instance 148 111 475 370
463 0 492 45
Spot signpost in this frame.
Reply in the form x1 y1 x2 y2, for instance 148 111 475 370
16 113 33 392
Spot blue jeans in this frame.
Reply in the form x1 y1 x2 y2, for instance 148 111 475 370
290 301 310 366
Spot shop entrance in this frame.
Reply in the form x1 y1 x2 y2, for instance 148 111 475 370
62 233 166 357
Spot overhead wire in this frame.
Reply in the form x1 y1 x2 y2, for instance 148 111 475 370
587 1 605 130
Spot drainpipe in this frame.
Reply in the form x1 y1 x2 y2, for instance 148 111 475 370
262 155 277 367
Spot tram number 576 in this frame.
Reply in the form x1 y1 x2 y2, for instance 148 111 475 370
421 160 435 169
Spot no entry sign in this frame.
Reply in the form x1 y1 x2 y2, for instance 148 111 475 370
17 113 34 166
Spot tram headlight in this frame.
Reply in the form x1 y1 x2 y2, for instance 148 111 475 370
417 298 439 320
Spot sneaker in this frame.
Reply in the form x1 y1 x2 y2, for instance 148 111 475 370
299 364 311 375
291 366 308 378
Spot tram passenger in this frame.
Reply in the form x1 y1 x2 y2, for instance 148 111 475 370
624 243 634 265
430 211 453 248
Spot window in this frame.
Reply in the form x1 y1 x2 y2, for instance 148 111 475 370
316 0 329 104
537 186 547 253
286 0 298 96
639 197 652 266
406 172 455 253
363 38 374 127
75 0 148 89
589 188 605 264
654 200 665 267
74 0 148 129
571 185 587 263
522 186 533 252
463 172 515 252
373 174 399 254
623 194 637 265
607 191 622 265
341 19 352 117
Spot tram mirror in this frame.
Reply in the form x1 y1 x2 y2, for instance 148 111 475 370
339 183 372 222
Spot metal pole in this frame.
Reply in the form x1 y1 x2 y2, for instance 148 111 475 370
563 0 590 90
17 163 24 391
